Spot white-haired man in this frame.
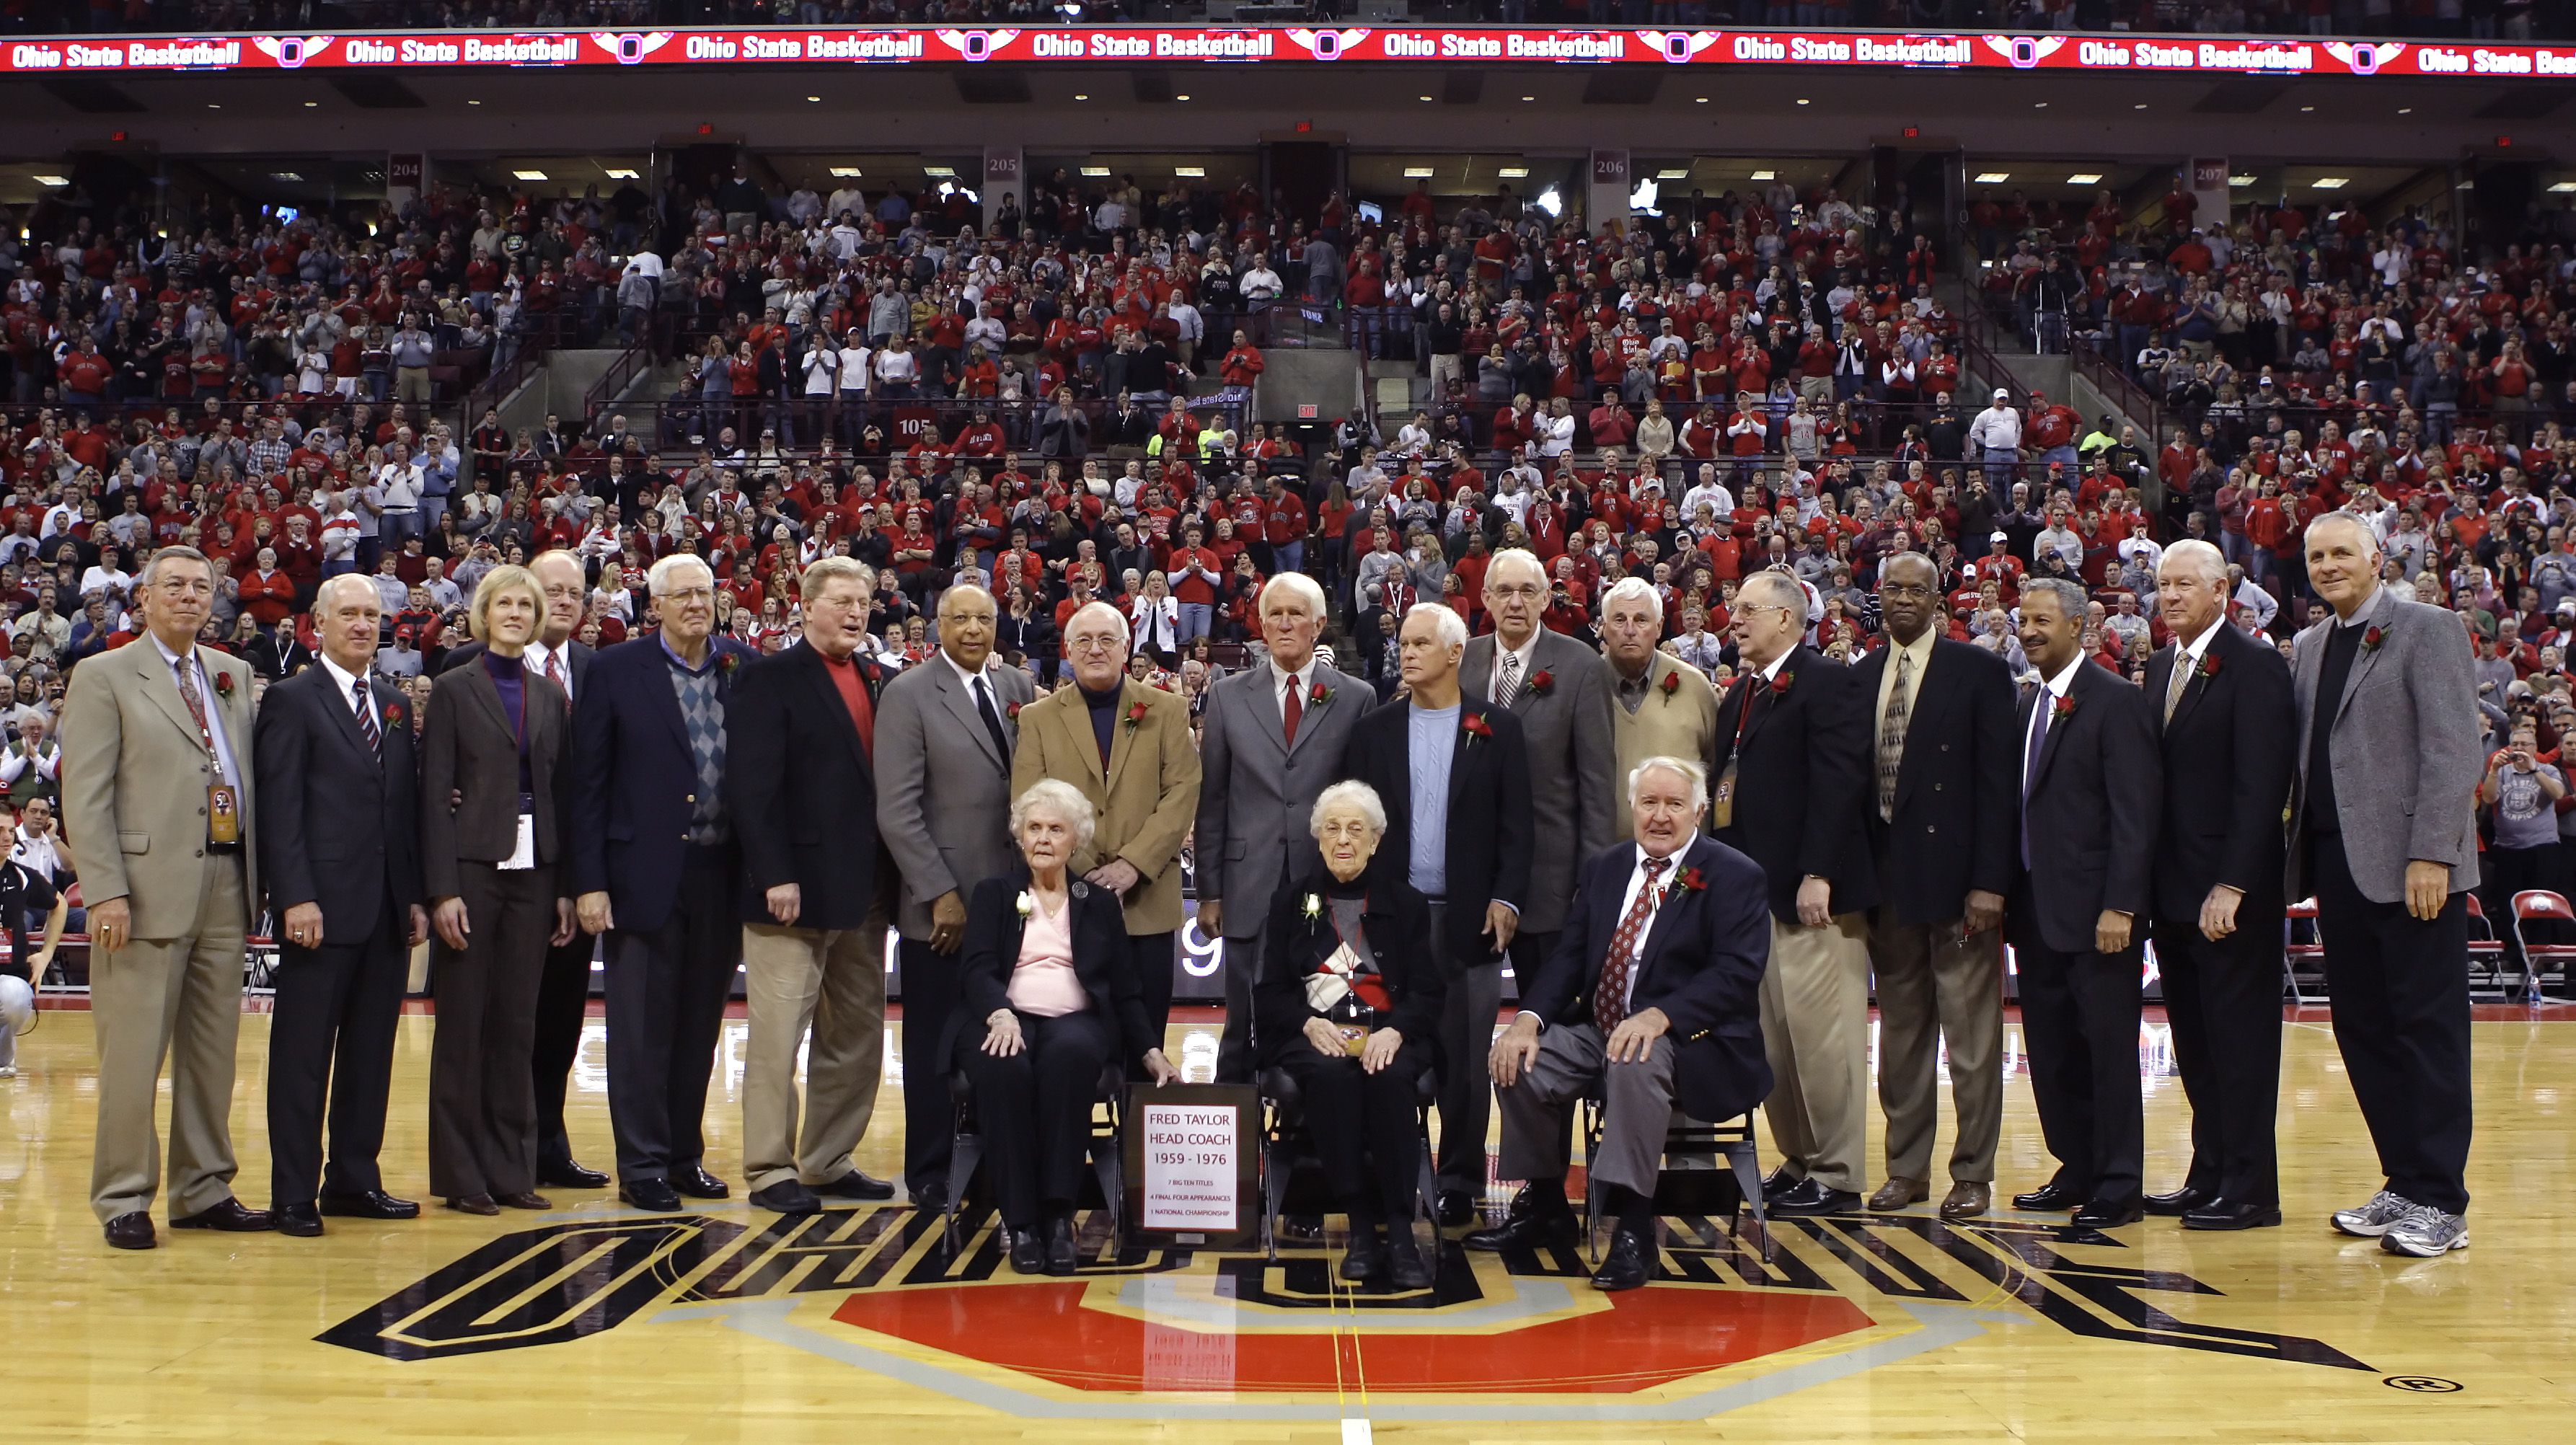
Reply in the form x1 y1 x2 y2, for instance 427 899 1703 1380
1196 572 1368 1082
1469 758 1773 1291
1597 576 1719 838
569 552 760 1213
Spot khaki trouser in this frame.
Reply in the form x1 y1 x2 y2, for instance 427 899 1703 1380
91 854 247 1222
1757 911 1871 1193
740 900 889 1192
1869 911 2004 1186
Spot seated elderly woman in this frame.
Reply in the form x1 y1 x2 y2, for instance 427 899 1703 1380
1253 780 1445 1289
957 779 1181 1276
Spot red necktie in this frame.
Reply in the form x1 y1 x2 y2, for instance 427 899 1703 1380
1594 857 1669 1035
1282 672 1302 747
543 649 568 710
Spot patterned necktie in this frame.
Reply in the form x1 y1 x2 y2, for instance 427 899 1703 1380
355 677 380 756
1497 650 1522 708
1878 648 1912 821
2163 648 2192 725
1593 857 1670 1035
544 648 569 710
1282 671 1302 748
172 655 208 736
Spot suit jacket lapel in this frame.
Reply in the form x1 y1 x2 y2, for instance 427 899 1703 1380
1062 686 1110 790
936 661 1007 773
2167 640 2218 735
462 657 514 741
133 640 207 751
806 648 872 782
1739 652 1792 751
2032 666 2081 789
1878 645 1939 810
650 645 693 757
2332 590 2397 728
1632 839 1701 986
321 668 378 765
1256 667 1293 757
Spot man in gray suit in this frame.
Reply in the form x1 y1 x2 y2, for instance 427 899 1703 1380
1195 573 1367 1083
1455 547 1618 1224
874 583 1034 1208
2290 511 2482 1258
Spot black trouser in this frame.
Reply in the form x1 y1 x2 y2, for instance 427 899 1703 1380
267 903 407 1206
2150 906 2285 1206
1124 929 1174 1080
2312 831 2473 1216
2482 841 2560 984
1214 929 1261 1085
530 929 596 1172
899 933 961 1198
428 864 553 1200
958 1009 1112 1230
1276 1043 1422 1227
2010 893 2143 1207
601 849 737 1185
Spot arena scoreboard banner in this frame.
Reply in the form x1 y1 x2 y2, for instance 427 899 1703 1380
6 27 2575 82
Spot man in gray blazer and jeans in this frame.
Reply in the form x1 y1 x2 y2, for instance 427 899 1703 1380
2290 512 2482 1258
1194 573 1367 1083
875 584 1033 1208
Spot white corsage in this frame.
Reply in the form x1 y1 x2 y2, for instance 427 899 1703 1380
1015 891 1034 919
1302 893 1322 920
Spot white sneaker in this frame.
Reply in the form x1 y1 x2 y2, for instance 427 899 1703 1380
0 1064 16 1078
2331 1189 2415 1237
2380 1205 2469 1257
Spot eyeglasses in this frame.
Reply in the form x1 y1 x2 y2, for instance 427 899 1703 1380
1879 583 1936 599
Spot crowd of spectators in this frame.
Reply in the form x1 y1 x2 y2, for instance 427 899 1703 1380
5 0 2567 35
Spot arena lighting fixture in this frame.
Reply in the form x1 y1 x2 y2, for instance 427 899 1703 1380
303 100 317 108
923 165 957 177
1419 95 1433 102
1794 97 1810 105
1695 97 1709 104
1403 167 1434 178
2300 105 2315 112
513 170 549 181
2066 173 2102 185
829 167 863 177
1974 172 2010 183
1497 167 1528 178
604 169 640 179
271 172 303 182
1657 168 1690 180
2310 177 2348 189
2033 102 2048 108
1175 166 1206 177
806 95 821 103
2552 182 2576 193
467 99 482 105
2398 107 2413 114
32 174 69 187
1175 94 1191 101
2230 174 2257 186
2132 103 2148 110
1749 169 1776 181
1072 93 1089 100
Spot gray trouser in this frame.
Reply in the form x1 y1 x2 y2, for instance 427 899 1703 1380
1214 929 1262 1084
740 901 889 1193
1495 1023 1676 1198
1429 901 1505 1195
1869 910 2004 1185
91 855 248 1222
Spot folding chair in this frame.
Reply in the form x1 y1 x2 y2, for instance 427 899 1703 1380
942 1060 1127 1255
1576 1092 1772 1264
1256 1062 1441 1276
2464 893 2511 998
2282 898 2323 1004
2508 890 2576 1002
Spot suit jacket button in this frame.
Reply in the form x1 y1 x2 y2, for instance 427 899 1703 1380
1933 782 1943 791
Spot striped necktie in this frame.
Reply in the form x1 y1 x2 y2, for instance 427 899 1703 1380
355 677 381 756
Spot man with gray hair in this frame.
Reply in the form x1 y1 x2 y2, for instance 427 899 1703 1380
1196 573 1369 1082
1597 577 1719 834
570 553 760 1214
1340 604 1532 1221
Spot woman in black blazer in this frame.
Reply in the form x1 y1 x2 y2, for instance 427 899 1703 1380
419 564 577 1216
1254 780 1447 1289
956 779 1181 1276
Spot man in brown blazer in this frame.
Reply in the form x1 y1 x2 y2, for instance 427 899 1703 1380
1010 599 1201 1059
61 545 274 1250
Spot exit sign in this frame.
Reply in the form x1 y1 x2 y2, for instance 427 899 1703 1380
1297 403 1318 418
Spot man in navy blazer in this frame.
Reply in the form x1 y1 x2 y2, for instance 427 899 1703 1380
569 554 757 1213
1467 756 1772 1292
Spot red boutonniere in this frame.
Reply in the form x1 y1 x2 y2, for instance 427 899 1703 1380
383 703 403 728
1658 670 1681 698
1307 680 1333 707
1005 700 1023 721
1672 866 1708 893
1527 668 1556 697
212 671 236 700
1124 699 1150 731
2362 625 2385 652
718 651 741 675
1461 711 1494 741
2198 653 2223 680
1770 671 1794 696
2052 693 2077 721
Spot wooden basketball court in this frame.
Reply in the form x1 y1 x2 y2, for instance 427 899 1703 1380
4 1002 2570 1442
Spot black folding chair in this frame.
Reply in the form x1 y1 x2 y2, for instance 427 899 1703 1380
942 1059 1128 1256
1256 1061 1441 1276
1576 1092 1772 1263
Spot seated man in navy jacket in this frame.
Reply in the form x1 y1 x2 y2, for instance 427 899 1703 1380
1465 755 1773 1292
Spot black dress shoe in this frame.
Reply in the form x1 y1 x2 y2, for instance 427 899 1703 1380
446 1194 500 1216
172 1197 275 1232
1386 1235 1434 1291
1007 1227 1046 1274
1043 1216 1080 1276
2182 1198 2284 1231
275 1203 325 1237
539 1160 612 1190
812 1171 896 1201
1589 1227 1654 1291
1760 1166 1802 1202
909 1183 948 1214
2143 1185 2213 1217
495 1190 552 1211
319 1190 420 1220
751 1181 822 1215
1434 1189 1476 1229
1462 1210 1579 1252
2071 1198 2145 1229
1282 1212 1326 1241
1340 1232 1388 1281
104 1211 157 1250
668 1165 730 1200
2012 1181 2086 1211
619 1180 683 1212
1767 1179 1862 1216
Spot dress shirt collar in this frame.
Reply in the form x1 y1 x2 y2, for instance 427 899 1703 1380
1268 654 1311 697
147 631 198 674
943 648 994 693
658 632 716 676
2334 587 2387 628
1887 626 1937 673
2038 653 2084 699
319 652 368 705
1754 648 1792 684
2176 617 2224 662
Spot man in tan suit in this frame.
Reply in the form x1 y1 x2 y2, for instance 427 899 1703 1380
61 545 275 1249
1011 600 1201 1059
1597 578 1720 839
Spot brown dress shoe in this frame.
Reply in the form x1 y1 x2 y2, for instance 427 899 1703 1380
1939 1182 1992 1220
495 1191 553 1211
446 1194 500 1216
1868 1177 1929 1211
